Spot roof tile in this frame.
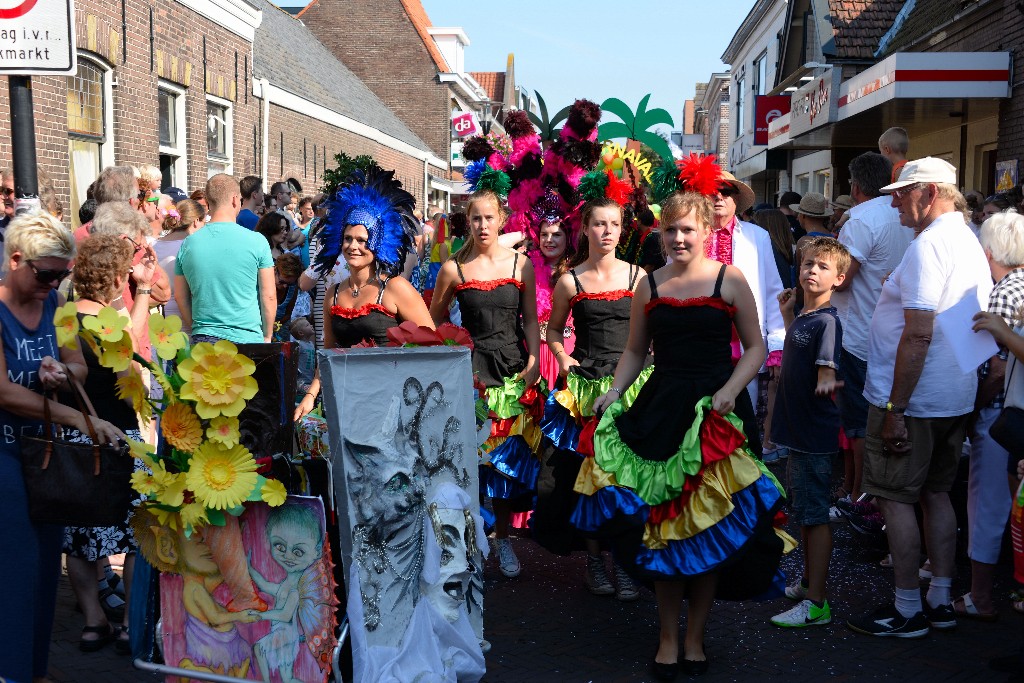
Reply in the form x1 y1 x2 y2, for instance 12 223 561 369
469 72 505 101
828 0 904 59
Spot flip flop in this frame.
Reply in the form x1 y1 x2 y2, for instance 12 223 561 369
953 593 998 621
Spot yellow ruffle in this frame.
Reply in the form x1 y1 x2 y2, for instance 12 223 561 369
643 453 764 549
575 454 619 495
777 528 799 554
482 412 542 454
554 389 582 421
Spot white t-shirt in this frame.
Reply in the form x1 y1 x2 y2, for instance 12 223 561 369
864 211 993 418
833 195 914 360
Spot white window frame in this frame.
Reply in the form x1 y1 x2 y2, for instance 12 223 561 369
205 93 233 178
67 53 115 227
734 74 745 137
158 79 187 188
753 51 768 96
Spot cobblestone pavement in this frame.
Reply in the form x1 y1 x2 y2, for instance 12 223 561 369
47 463 1023 682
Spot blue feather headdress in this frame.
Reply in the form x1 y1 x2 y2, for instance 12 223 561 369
313 165 418 277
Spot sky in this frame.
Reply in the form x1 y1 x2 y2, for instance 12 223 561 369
421 0 757 131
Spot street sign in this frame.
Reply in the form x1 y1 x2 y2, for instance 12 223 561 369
451 111 479 138
0 0 76 75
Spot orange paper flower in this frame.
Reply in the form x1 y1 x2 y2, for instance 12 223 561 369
161 402 203 452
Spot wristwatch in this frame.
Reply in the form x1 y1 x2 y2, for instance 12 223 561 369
884 401 906 413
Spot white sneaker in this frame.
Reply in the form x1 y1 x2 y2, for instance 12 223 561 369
785 580 808 600
496 538 521 578
771 599 831 627
614 564 640 602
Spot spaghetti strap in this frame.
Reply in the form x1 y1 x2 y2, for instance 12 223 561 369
570 269 584 294
647 271 659 299
332 282 340 307
455 261 466 283
512 252 519 278
628 264 640 289
376 277 389 305
713 264 727 298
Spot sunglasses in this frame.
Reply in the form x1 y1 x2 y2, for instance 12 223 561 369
27 260 71 285
121 234 144 254
1 187 13 198
717 186 739 198
144 195 160 204
890 184 921 199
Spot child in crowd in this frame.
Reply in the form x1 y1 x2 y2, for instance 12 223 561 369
769 236 850 628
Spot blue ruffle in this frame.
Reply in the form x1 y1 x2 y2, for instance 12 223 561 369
635 476 783 578
540 391 581 451
571 485 649 534
481 435 540 500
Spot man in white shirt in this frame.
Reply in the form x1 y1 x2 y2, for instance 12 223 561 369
848 158 993 639
832 152 914 504
706 170 786 424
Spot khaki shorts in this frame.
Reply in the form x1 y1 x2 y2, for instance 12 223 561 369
862 405 968 504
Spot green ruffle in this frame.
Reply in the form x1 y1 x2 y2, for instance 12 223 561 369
566 365 654 417
484 376 547 420
593 396 748 506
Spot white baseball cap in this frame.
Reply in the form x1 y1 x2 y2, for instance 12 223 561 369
881 157 957 192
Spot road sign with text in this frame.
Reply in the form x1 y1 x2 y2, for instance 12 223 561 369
0 0 76 75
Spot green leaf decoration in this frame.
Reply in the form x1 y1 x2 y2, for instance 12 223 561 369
206 508 226 526
599 95 676 162
600 97 637 136
596 121 634 143
528 91 572 142
248 475 267 501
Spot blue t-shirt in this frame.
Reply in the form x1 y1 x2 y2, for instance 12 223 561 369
176 222 274 343
771 305 843 454
236 209 259 230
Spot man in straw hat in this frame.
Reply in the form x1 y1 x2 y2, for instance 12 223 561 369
707 169 786 412
789 192 833 238
847 157 992 639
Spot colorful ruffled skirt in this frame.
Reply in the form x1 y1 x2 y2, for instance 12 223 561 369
478 376 547 511
573 395 796 598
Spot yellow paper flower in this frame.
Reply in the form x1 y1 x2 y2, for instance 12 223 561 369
131 468 161 496
206 416 241 447
180 502 209 531
54 301 79 350
161 402 203 452
116 372 152 422
151 506 180 531
185 441 258 510
151 364 176 403
130 456 185 507
261 478 287 507
148 313 189 361
177 341 258 420
82 306 128 343
127 438 158 470
97 334 134 373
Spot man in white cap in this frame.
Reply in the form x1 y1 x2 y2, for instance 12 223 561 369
708 170 786 427
832 152 914 511
847 157 992 638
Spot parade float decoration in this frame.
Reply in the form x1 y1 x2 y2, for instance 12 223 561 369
55 305 338 682
319 328 487 682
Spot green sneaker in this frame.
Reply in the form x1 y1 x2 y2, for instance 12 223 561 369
771 599 832 627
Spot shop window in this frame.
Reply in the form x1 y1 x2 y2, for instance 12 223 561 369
158 82 187 189
735 75 745 137
753 52 768 96
67 56 113 229
206 96 232 178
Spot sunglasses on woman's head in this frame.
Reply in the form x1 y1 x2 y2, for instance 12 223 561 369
27 260 71 284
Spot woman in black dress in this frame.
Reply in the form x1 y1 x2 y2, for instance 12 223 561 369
582 191 791 679
430 189 542 579
294 166 433 421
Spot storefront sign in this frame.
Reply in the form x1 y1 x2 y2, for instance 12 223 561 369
0 0 76 74
451 111 479 138
754 95 791 146
789 69 839 138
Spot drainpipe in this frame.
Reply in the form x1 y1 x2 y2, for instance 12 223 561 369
423 156 429 211
258 78 270 183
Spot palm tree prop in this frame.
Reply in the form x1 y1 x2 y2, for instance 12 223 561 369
527 91 571 145
598 94 674 163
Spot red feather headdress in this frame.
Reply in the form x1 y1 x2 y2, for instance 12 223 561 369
674 153 722 196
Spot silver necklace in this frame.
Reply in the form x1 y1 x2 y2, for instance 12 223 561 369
349 275 376 298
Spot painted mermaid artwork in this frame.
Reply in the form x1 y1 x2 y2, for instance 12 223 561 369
250 503 338 683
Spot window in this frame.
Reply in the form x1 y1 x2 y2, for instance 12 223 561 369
753 52 768 96
735 75 745 137
67 56 113 228
206 96 232 178
158 81 187 189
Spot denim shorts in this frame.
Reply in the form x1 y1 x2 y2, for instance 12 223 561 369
836 349 869 438
787 449 833 526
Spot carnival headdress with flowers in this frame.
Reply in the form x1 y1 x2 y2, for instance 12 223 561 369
649 152 723 203
313 163 419 277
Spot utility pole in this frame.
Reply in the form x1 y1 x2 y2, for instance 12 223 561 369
9 76 40 215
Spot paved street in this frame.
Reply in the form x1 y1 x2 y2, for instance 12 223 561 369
48 461 1023 682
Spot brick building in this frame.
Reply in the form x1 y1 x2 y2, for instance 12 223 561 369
0 0 446 228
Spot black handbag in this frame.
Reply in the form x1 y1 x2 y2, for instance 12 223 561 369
990 356 1024 456
21 378 133 527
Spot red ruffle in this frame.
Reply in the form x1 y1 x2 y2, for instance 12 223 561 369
644 296 736 317
455 278 524 293
569 290 634 307
490 416 517 438
519 385 546 423
577 418 599 457
329 303 395 319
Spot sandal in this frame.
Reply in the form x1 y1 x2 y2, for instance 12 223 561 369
115 625 131 656
953 593 999 621
79 623 116 652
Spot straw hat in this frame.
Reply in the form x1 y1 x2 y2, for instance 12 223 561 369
789 192 831 218
830 194 854 211
718 170 755 214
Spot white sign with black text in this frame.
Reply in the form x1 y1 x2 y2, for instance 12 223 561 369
0 0 76 75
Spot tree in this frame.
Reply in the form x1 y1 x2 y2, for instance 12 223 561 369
598 95 674 163
320 151 376 196
526 91 571 145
